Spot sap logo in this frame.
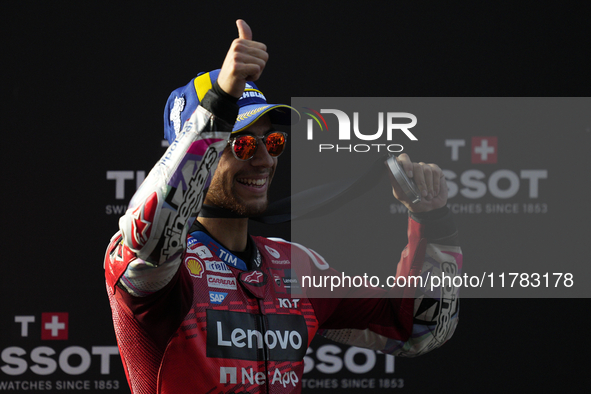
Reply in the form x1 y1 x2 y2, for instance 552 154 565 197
306 109 417 141
209 292 228 305
277 298 300 309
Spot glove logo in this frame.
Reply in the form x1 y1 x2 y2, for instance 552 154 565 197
130 192 157 249
243 271 263 284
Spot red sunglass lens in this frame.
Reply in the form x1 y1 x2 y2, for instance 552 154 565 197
265 133 286 157
233 136 257 160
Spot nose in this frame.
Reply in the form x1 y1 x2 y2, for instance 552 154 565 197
249 140 275 168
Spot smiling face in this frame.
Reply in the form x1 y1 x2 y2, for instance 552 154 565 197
204 115 278 217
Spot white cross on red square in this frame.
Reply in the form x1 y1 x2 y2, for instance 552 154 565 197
471 137 498 164
41 312 69 340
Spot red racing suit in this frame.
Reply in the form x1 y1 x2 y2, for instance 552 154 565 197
104 89 462 393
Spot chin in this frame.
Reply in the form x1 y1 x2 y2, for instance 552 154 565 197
206 193 268 218
237 199 269 217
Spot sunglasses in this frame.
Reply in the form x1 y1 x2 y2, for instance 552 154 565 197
228 131 288 161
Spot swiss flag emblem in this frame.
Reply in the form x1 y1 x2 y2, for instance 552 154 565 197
41 312 69 340
471 137 497 164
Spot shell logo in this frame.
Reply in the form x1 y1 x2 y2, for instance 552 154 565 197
185 257 204 278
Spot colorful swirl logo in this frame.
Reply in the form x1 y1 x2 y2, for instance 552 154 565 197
302 107 329 138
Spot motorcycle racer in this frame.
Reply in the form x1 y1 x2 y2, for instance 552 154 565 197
104 19 461 394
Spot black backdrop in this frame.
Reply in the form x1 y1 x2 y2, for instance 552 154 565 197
2 1 588 392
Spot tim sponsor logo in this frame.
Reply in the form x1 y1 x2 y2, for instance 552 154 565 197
218 249 240 268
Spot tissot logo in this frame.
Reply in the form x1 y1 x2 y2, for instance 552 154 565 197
443 137 548 200
206 310 308 361
303 108 417 153
4 313 119 377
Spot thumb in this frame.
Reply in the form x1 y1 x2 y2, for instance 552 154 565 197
236 19 252 40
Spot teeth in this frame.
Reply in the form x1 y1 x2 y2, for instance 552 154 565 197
238 178 267 186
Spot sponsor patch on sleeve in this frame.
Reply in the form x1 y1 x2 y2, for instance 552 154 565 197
209 291 228 304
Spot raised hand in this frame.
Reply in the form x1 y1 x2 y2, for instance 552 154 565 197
388 153 449 213
217 19 269 98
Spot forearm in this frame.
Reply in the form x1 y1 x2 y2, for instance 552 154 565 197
106 87 238 298
121 88 236 263
391 206 461 356
316 207 462 357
